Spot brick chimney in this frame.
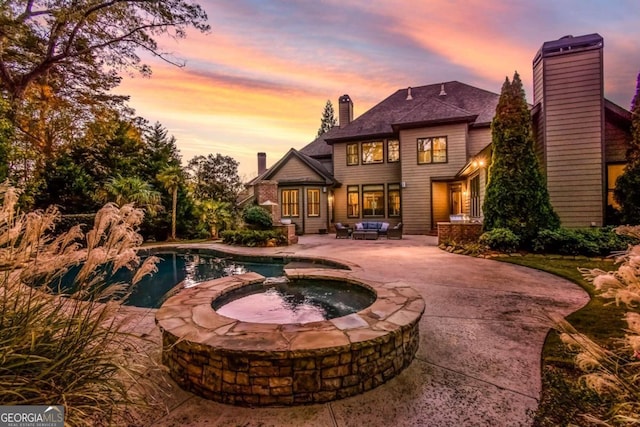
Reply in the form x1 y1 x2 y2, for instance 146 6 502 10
339 94 353 128
257 152 267 175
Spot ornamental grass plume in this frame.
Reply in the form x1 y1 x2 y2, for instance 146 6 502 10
0 183 162 426
556 225 640 425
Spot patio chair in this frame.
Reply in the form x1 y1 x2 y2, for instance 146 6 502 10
335 223 351 239
387 222 403 239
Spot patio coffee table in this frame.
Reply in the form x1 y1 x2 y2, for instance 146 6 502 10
352 230 379 240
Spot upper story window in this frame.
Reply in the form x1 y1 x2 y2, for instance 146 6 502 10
362 141 384 164
387 139 400 162
347 143 359 165
417 136 448 164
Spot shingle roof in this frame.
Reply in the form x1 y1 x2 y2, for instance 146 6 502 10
325 81 500 143
299 126 337 158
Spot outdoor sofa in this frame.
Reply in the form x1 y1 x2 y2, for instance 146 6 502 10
334 221 403 239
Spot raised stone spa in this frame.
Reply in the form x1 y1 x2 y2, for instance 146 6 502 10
156 268 425 406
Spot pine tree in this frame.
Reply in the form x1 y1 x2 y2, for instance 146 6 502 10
316 100 336 137
614 71 640 224
483 72 559 244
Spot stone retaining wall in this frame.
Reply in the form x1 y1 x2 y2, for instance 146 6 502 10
156 270 424 406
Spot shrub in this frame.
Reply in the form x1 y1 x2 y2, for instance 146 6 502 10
242 205 273 230
479 228 520 253
532 227 638 257
220 229 286 247
0 184 161 425
439 240 487 256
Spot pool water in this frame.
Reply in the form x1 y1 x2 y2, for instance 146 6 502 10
212 279 376 324
50 252 285 309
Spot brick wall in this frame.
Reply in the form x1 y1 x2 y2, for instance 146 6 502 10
437 222 483 245
255 180 280 223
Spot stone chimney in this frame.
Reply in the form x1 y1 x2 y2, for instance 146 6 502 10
339 94 353 128
257 152 267 175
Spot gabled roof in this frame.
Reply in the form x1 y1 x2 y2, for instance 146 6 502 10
325 81 500 143
605 98 632 123
248 148 337 186
299 126 338 158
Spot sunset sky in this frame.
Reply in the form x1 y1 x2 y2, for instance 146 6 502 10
117 0 640 179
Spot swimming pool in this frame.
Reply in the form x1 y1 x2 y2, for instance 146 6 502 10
47 248 349 309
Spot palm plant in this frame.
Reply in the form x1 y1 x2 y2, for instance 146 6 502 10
97 175 161 216
198 199 234 238
157 166 183 240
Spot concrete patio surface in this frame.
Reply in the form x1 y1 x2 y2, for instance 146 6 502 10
127 234 589 426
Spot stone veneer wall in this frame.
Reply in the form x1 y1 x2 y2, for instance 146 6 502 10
156 270 424 407
437 222 483 245
162 321 419 406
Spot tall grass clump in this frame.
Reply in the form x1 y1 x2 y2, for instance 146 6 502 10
0 183 161 426
555 225 640 425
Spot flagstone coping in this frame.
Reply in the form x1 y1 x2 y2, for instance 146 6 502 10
156 269 425 406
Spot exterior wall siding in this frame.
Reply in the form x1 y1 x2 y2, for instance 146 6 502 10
269 156 330 234
270 156 323 182
278 185 330 234
540 48 604 227
605 116 631 163
467 127 491 158
400 123 469 234
533 57 546 172
331 141 401 226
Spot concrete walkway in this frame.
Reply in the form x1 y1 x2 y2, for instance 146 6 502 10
128 234 589 426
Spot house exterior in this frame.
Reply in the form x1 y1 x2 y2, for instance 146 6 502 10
244 148 337 234
248 33 632 235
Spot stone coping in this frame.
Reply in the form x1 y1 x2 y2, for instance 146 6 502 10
156 268 425 357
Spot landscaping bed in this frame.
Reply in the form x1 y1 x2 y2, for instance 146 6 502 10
497 255 635 426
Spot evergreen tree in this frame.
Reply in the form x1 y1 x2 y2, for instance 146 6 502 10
483 72 559 244
316 100 337 137
614 72 640 225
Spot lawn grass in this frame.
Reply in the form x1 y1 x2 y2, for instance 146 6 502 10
497 255 629 426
